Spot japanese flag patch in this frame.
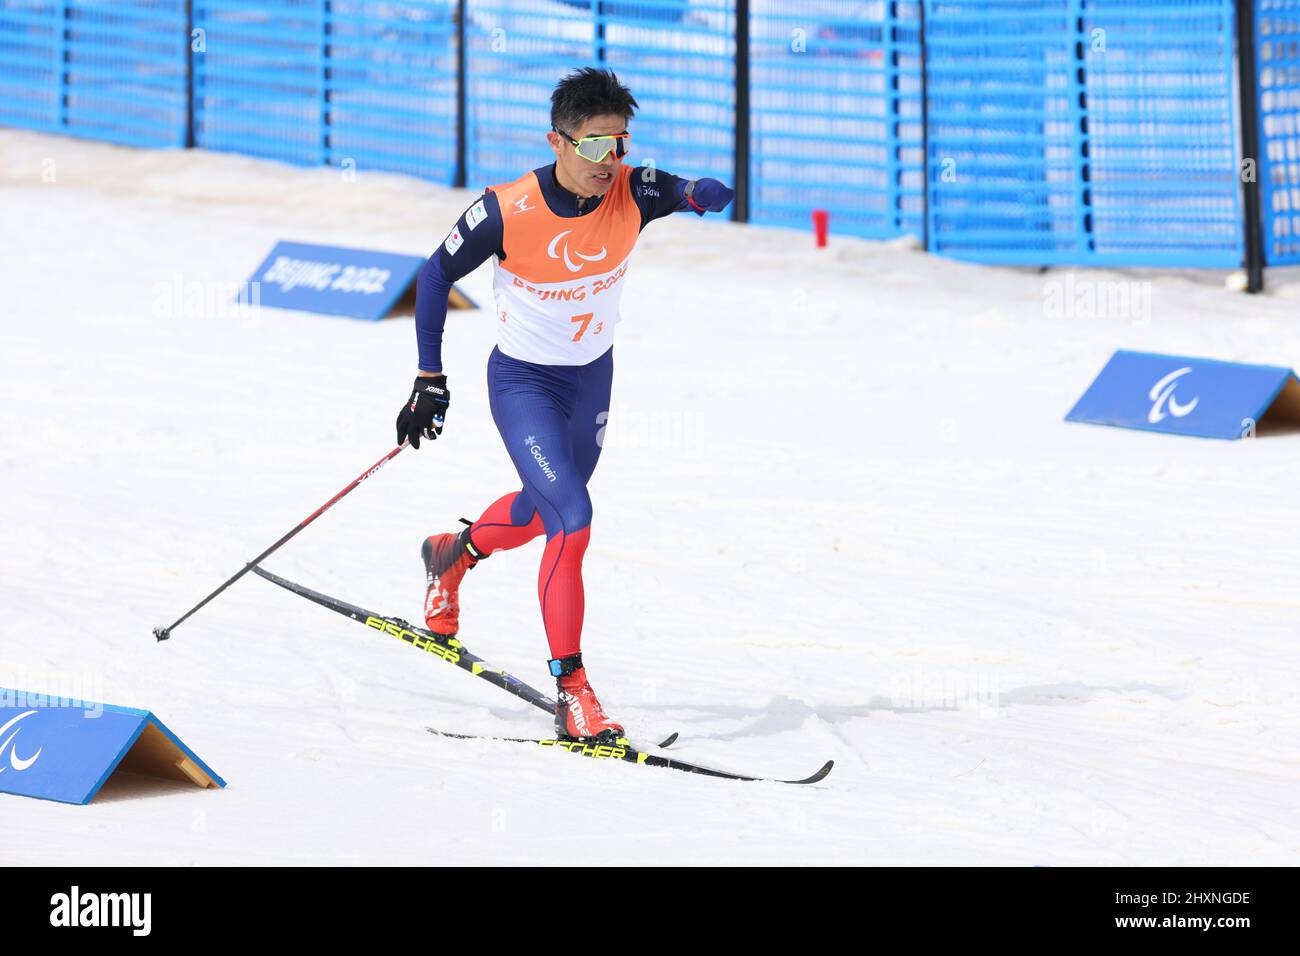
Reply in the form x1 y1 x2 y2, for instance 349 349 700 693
444 225 464 256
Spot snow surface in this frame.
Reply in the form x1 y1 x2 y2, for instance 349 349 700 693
2 129 1298 865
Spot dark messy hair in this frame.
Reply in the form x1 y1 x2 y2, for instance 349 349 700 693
550 67 638 134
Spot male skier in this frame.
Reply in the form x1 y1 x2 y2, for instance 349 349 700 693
395 68 734 742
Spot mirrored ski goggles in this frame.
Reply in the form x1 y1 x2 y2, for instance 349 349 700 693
553 127 630 163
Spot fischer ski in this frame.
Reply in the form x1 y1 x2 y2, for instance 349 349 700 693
427 728 835 785
251 565 679 750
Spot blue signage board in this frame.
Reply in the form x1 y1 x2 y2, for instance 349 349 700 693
0 689 224 805
246 240 426 321
1066 350 1300 440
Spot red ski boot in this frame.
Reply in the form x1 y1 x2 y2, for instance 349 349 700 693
550 654 625 742
422 525 485 636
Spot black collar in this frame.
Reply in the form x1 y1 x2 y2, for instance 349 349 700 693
540 163 605 217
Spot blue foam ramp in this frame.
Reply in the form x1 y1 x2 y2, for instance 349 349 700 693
0 689 225 805
243 240 476 320
1066 350 1300 440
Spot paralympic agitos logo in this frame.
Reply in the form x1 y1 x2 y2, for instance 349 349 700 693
1147 367 1199 424
547 230 607 273
0 710 42 773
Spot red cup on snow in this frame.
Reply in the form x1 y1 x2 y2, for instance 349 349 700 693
812 209 830 248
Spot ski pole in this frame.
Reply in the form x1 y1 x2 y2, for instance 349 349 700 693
153 442 409 641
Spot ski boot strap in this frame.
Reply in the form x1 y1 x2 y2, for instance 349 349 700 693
548 653 583 678
455 521 489 562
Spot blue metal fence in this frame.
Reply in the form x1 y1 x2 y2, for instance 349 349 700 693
750 1 924 239
327 1 458 179
0 1 1290 275
923 1 1081 262
463 0 732 193
192 0 321 165
0 0 188 147
1256 0 1300 265
1082 0 1241 264
193 0 457 178
599 1 734 188
463 0 598 189
925 0 1241 267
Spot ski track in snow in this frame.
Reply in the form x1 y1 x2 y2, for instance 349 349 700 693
1 130 1298 864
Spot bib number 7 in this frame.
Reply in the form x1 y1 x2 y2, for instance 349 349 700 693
570 312 604 342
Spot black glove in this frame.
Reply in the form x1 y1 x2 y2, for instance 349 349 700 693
396 375 450 449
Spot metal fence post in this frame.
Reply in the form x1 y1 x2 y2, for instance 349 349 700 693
1071 0 1092 257
319 0 331 166
185 0 195 147
1236 0 1265 293
57 1 70 128
455 0 466 187
919 0 929 250
886 2 898 233
597 1 606 62
733 0 749 223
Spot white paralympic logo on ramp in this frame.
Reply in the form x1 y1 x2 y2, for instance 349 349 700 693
1148 368 1200 424
0 711 43 772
